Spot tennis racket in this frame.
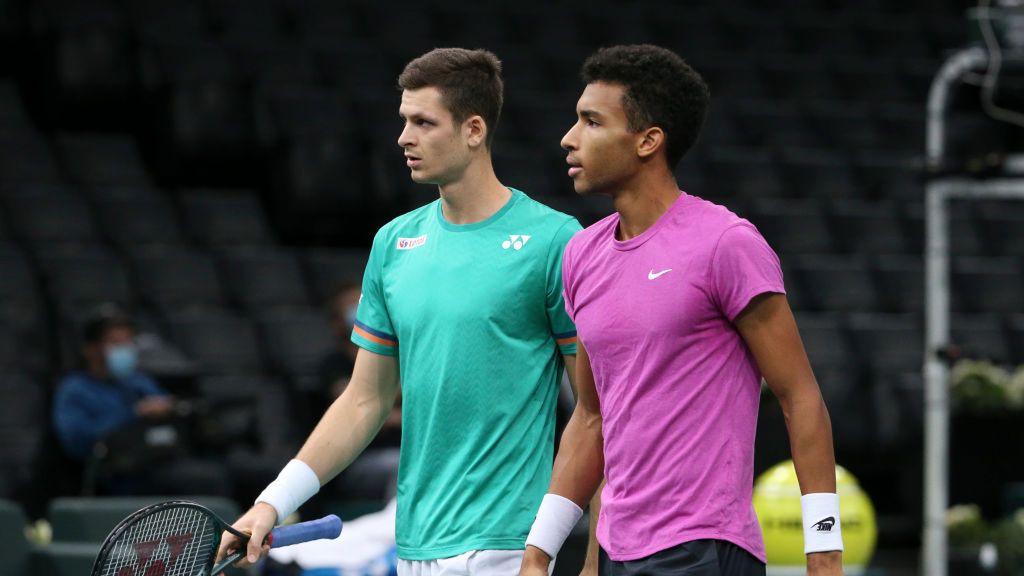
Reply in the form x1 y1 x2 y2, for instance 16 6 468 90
91 500 343 576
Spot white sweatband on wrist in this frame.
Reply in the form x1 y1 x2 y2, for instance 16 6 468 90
801 493 844 554
525 494 584 559
255 459 321 523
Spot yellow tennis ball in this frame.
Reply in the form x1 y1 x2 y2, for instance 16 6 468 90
753 460 877 573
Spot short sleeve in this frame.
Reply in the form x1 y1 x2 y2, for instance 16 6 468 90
351 229 399 356
546 218 583 355
711 223 786 321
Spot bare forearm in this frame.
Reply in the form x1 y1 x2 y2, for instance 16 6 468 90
550 407 604 507
779 391 836 494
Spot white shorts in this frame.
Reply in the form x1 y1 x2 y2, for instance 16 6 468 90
397 549 555 576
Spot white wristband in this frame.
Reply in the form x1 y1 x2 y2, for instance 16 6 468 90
525 494 584 559
801 493 844 554
255 459 321 523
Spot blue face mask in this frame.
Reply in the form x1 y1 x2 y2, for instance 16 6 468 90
105 344 139 379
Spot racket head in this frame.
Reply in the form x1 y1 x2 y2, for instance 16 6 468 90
91 500 243 576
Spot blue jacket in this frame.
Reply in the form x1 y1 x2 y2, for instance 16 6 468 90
53 371 168 461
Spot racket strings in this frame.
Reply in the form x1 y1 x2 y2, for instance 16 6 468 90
97 506 218 576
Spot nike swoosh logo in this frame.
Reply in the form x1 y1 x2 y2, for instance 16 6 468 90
648 268 672 280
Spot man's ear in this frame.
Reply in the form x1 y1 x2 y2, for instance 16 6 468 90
636 126 666 160
464 115 487 148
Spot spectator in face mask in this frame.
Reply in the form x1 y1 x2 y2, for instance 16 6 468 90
52 304 231 497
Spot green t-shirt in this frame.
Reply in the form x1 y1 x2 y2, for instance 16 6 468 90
351 188 581 560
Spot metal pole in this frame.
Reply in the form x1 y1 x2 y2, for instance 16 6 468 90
923 47 987 576
923 181 951 576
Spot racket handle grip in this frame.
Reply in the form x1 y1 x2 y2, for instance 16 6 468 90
267 515 343 548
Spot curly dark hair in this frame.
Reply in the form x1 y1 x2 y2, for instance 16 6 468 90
398 48 504 147
581 44 710 167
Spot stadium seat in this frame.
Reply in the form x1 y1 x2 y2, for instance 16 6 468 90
814 367 873 454
303 248 369 304
167 307 264 375
951 256 1024 314
31 542 100 576
0 129 65 185
0 244 48 375
856 151 922 202
0 79 32 131
0 499 29 576
123 0 208 45
872 371 924 452
872 254 924 314
830 199 910 254
806 100 883 151
181 189 275 246
877 103 926 153
699 99 743 148
213 0 289 49
502 92 580 153
696 57 765 104
950 314 1011 364
49 495 240 543
833 59 916 106
141 38 254 181
36 243 136 311
792 255 879 313
780 148 861 201
4 186 98 244
267 131 366 243
748 199 835 255
789 15 863 56
704 146 787 200
218 247 310 310
493 148 560 198
1008 315 1024 365
0 373 45 502
975 200 1024 258
254 85 355 147
258 307 337 391
130 246 227 311
857 16 934 59
904 202 986 256
232 44 319 90
847 313 923 375
760 57 843 103
197 374 298 457
95 194 184 247
55 133 151 187
313 41 396 92
793 312 854 370
30 2 138 129
735 99 820 149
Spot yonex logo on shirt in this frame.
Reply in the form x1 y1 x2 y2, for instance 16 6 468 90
501 234 531 250
397 235 428 250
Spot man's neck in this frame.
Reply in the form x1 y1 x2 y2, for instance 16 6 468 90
438 157 510 225
612 170 680 241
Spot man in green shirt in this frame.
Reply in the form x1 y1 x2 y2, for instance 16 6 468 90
218 48 581 575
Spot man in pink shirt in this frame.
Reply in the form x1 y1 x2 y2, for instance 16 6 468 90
519 45 844 576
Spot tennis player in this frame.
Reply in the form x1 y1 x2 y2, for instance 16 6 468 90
217 48 581 575
519 45 844 576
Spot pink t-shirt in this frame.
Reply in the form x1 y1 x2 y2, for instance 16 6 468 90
562 192 784 562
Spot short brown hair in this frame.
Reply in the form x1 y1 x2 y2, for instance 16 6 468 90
398 48 504 147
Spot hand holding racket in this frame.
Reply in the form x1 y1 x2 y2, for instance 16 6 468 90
91 500 342 576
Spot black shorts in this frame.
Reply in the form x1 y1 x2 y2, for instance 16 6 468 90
599 539 766 576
